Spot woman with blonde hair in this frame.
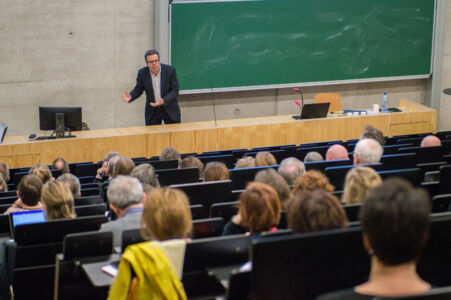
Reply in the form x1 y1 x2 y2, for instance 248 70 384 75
255 151 277 166
109 187 190 300
342 167 382 205
30 163 52 184
41 180 75 220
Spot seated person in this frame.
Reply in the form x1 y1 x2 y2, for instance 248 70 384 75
292 170 334 194
304 151 323 162
108 187 191 299
326 144 349 161
41 180 75 220
0 161 9 183
235 156 256 169
360 125 385 146
4 175 43 214
353 139 383 165
254 168 291 209
99 176 144 247
203 162 230 182
223 182 281 237
29 163 53 184
255 151 277 166
342 167 381 205
420 134 441 147
0 172 7 192
130 163 160 188
94 151 120 182
57 173 81 199
52 157 70 174
111 156 135 178
287 189 348 234
278 157 305 186
180 156 204 179
317 178 431 299
160 147 182 167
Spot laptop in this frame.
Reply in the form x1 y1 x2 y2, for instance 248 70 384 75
9 210 46 238
292 103 330 120
0 122 7 144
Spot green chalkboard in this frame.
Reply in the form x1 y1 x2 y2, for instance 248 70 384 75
171 0 434 92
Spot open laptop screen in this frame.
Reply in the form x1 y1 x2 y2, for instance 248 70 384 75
10 210 46 227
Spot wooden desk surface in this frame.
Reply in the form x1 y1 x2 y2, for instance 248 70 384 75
0 99 436 168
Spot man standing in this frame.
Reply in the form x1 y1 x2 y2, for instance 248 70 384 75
121 49 181 125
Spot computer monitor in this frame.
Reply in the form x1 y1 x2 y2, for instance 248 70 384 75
39 106 82 131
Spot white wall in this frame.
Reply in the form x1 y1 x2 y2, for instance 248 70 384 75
0 0 445 136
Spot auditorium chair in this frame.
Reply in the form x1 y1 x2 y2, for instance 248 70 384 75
121 228 145 253
170 180 233 211
74 203 107 217
80 187 100 197
244 149 289 164
313 93 342 113
74 195 103 206
378 168 422 187
380 153 417 170
374 286 451 299
155 167 200 186
190 204 208 220
74 162 102 178
0 214 9 237
342 204 362 222
12 215 108 300
439 165 451 194
147 159 179 170
296 145 330 161
382 143 414 155
54 231 114 300
183 235 251 299
210 201 239 223
192 217 225 239
230 165 276 190
0 190 18 198
398 146 446 164
432 194 451 213
0 196 19 205
198 154 236 169
304 159 351 172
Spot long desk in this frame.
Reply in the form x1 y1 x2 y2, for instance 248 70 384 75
0 99 436 168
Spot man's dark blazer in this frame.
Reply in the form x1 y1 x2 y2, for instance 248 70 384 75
129 64 180 125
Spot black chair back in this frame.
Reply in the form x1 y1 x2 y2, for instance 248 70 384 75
198 154 236 169
74 195 103 206
121 229 145 252
190 204 208 220
63 231 113 260
156 167 200 186
378 168 422 187
170 180 233 211
304 159 351 172
210 201 239 223
74 203 107 217
192 217 225 239
148 159 179 170
432 194 451 213
74 163 101 177
380 152 416 170
230 166 276 190
343 204 362 222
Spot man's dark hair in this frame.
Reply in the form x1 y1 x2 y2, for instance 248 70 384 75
144 49 160 60
360 177 430 266
361 125 385 146
18 175 42 206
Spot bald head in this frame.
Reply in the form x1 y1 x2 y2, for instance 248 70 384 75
421 135 441 148
326 144 349 161
354 138 383 165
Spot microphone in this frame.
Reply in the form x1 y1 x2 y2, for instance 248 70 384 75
293 88 304 117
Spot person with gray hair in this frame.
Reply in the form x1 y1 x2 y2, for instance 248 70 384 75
57 173 81 199
94 151 120 182
159 147 181 166
278 157 305 186
353 138 383 165
304 151 323 162
100 175 144 247
130 163 160 188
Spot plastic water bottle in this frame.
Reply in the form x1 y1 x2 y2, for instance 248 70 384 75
381 93 388 113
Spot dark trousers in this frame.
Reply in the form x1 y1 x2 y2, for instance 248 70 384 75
147 106 180 125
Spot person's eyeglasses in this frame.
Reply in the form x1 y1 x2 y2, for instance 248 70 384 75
146 59 159 64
